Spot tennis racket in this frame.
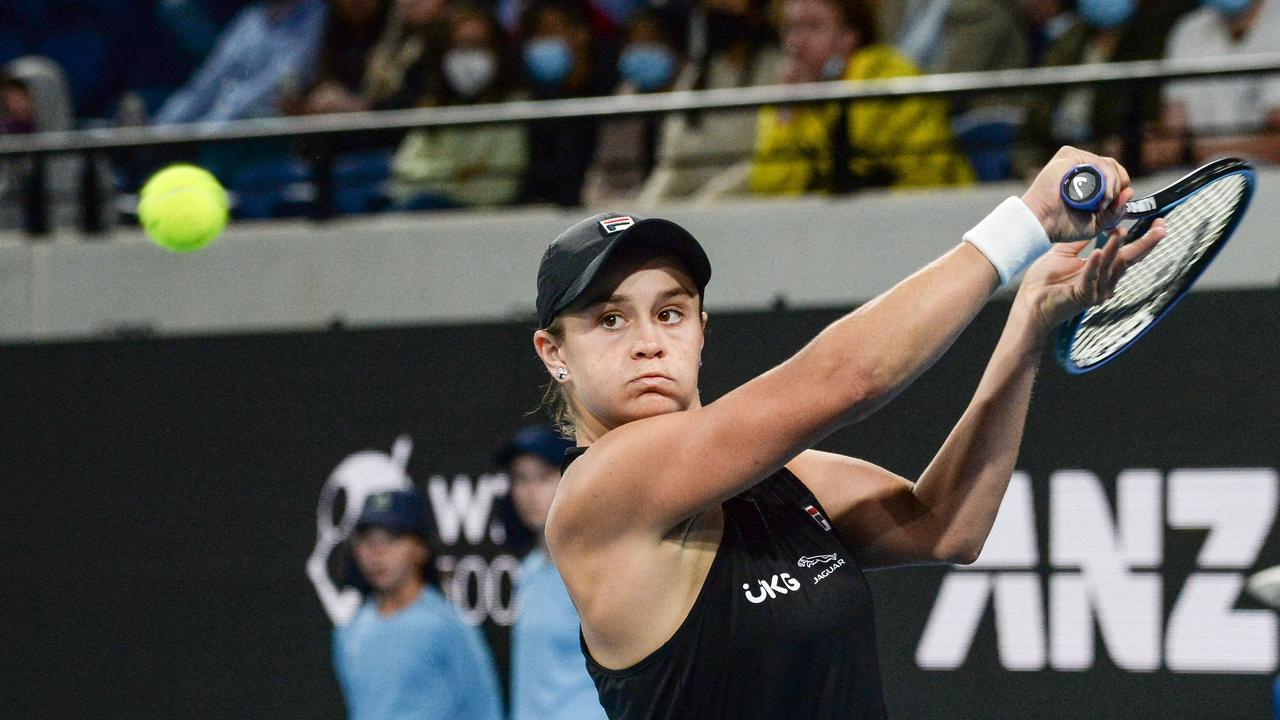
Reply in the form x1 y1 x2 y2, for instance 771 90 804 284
1055 158 1255 374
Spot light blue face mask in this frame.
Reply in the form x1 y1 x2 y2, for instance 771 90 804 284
525 37 573 87
618 43 676 92
1078 0 1135 28
1201 0 1252 16
820 55 847 81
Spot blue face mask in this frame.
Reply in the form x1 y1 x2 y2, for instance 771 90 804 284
1077 0 1135 28
524 37 573 87
820 55 847 81
1200 0 1252 16
618 43 676 92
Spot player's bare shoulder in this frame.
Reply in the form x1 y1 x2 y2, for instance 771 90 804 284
544 433 649 556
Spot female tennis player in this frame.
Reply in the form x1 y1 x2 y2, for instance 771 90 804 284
531 146 1165 719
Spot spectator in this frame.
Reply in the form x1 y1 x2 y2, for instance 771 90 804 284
390 2 528 209
497 0 645 36
879 0 1028 81
749 0 973 195
1149 0 1280 168
1017 0 1190 174
332 489 503 720
520 0 614 207
0 72 36 136
290 0 394 115
882 0 1028 179
497 426 607 720
1015 0 1133 174
153 0 328 126
155 0 245 62
581 9 683 205
0 57 113 232
877 0 954 70
635 0 784 205
363 0 449 111
1024 0 1079 67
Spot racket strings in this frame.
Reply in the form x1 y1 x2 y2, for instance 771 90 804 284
1069 174 1249 367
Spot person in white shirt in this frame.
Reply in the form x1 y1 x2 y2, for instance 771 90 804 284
1149 0 1280 167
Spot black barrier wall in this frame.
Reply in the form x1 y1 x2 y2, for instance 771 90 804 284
3 289 1278 719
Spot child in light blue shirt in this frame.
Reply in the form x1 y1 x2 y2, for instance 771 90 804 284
332 489 502 720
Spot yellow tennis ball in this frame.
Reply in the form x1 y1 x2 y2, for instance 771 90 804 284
137 164 229 253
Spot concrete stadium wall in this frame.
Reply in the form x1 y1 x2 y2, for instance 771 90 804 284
2 169 1277 342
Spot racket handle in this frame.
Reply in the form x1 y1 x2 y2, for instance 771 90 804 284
1061 164 1107 212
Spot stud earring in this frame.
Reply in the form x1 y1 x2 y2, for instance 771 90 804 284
556 368 568 381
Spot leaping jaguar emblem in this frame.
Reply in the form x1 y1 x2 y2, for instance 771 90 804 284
797 553 838 568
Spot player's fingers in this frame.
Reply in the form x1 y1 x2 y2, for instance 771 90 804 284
1103 228 1129 293
1101 187 1134 230
1108 155 1131 191
1093 154 1121 198
1117 218 1166 266
1094 233 1120 296
1082 245 1105 302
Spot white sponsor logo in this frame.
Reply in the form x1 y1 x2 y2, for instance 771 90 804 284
916 468 1278 674
307 436 522 627
1129 197 1157 213
812 557 847 585
1072 174 1093 198
743 574 802 604
798 553 838 568
307 436 415 626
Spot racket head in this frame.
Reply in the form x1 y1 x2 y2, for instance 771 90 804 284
1055 159 1255 375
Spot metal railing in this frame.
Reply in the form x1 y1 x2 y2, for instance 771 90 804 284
4 52 1280 233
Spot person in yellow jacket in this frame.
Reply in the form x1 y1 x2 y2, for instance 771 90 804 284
749 0 974 195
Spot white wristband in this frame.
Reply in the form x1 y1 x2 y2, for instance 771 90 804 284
962 196 1051 286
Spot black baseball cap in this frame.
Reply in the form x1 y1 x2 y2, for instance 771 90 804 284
494 425 574 468
355 489 435 539
536 212 712 328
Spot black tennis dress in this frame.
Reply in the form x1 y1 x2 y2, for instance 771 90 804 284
567 448 888 719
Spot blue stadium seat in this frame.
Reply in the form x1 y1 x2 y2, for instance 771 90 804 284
0 3 35 65
83 0 132 23
45 0 127 23
6 0 49 27
229 159 316 220
0 33 28 66
952 114 1019 183
334 150 395 215
34 26 120 119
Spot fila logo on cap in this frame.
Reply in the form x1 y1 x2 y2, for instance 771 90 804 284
599 215 635 234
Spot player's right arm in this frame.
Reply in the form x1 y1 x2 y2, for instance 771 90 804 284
549 148 1130 549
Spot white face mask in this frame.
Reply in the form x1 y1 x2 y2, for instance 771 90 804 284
443 48 497 98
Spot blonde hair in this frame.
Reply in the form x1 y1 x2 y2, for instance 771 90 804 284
538 316 579 439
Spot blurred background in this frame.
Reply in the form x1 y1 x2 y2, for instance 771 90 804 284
2 0 1279 718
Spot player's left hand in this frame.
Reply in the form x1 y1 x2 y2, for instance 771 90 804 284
1016 219 1167 331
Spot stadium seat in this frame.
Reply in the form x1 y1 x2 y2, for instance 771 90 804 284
34 26 120 119
229 158 316 220
0 33 28 67
0 3 36 65
84 0 133 23
6 0 49 27
334 150 395 215
952 111 1020 183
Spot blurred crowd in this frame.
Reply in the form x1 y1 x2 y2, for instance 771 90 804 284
2 0 1280 226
